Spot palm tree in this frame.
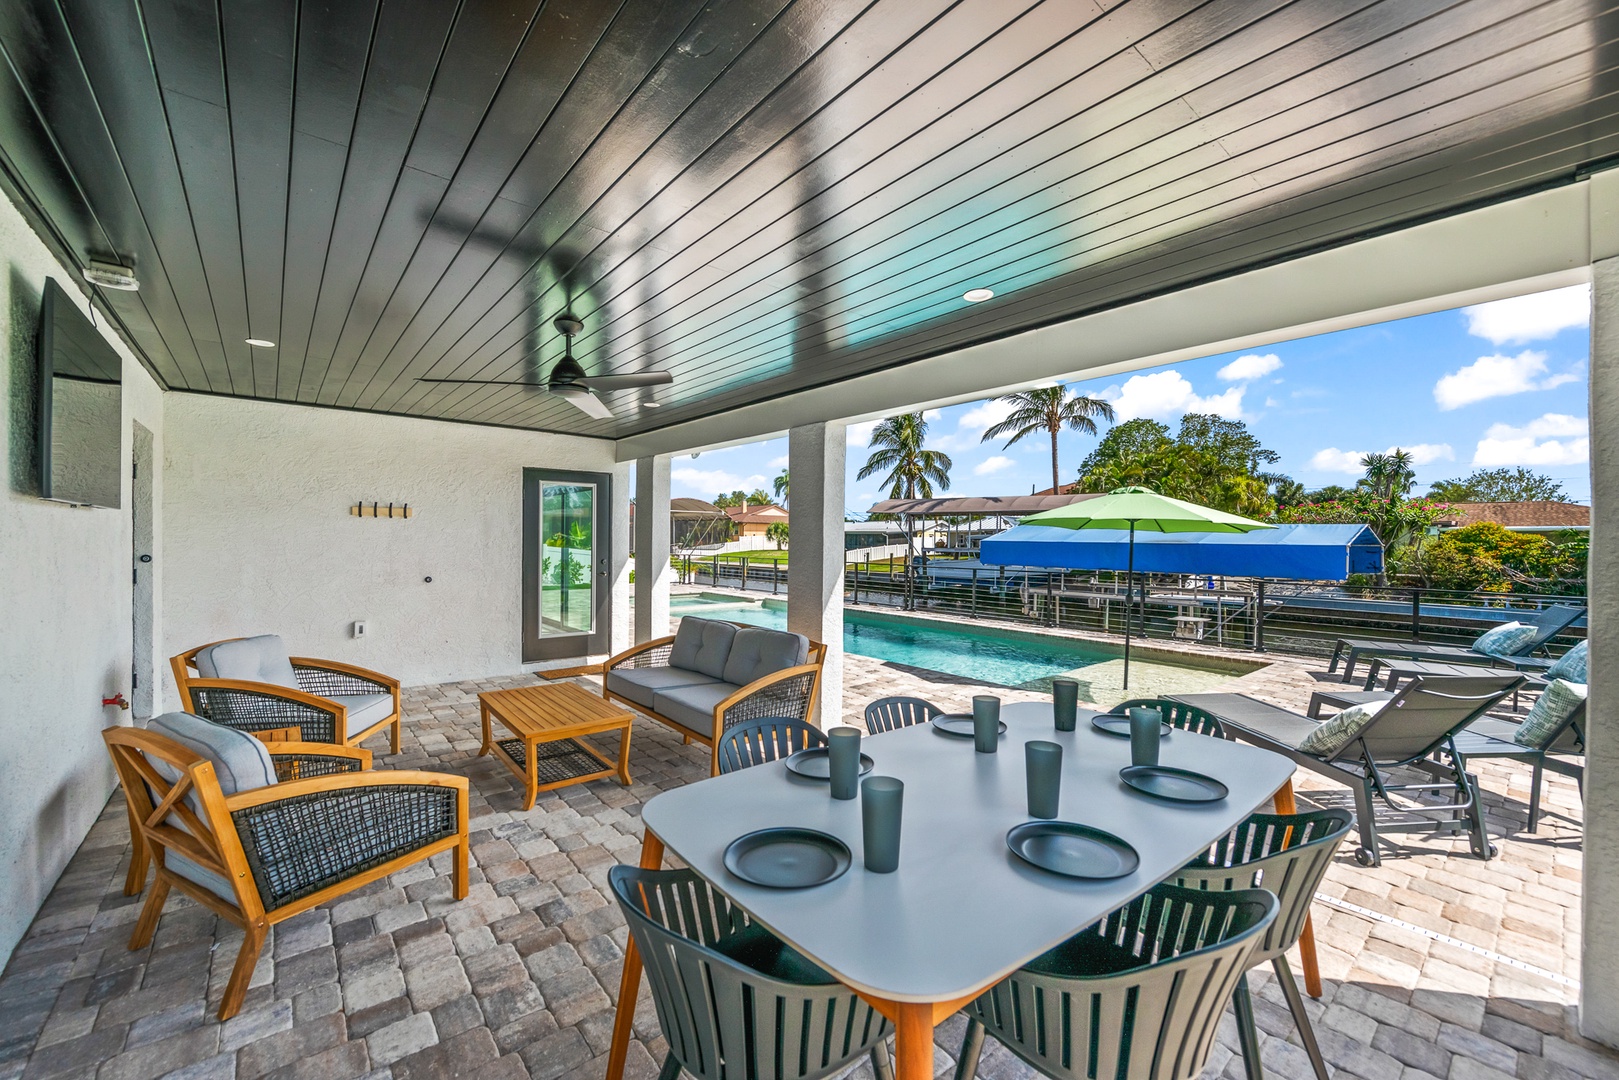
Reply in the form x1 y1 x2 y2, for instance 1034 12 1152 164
1359 450 1416 501
773 469 789 507
857 413 952 498
980 386 1115 493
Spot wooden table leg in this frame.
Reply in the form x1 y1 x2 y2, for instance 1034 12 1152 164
523 735 539 811
894 1002 936 1080
478 701 492 757
1272 777 1324 999
617 723 633 786
606 830 665 1080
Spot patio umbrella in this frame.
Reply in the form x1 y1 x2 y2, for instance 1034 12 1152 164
1021 487 1273 688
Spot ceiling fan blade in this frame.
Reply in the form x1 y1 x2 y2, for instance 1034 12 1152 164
416 376 547 388
577 370 674 390
555 387 614 420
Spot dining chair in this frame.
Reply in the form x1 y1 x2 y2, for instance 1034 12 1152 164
1175 809 1354 1080
609 866 894 1080
716 717 827 773
863 695 941 733
956 883 1278 1080
1115 697 1225 737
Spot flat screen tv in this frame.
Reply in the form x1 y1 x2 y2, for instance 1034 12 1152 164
37 278 122 508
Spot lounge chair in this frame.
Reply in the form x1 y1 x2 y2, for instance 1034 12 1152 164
1325 604 1583 683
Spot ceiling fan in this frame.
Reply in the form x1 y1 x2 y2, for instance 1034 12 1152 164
417 314 672 420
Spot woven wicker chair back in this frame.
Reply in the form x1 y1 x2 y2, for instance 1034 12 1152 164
717 718 827 773
1114 698 1224 738
1175 809 1352 965
609 866 890 1080
1353 675 1522 765
966 883 1277 1080
863 696 942 733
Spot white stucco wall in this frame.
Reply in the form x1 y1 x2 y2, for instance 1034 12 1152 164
161 394 620 691
0 194 165 968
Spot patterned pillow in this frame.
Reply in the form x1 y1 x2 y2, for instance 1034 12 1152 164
1473 622 1537 658
1514 679 1587 748
1299 700 1387 757
1545 641 1588 683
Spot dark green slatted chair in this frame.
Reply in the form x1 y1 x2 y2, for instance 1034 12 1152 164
716 717 826 774
1115 697 1225 738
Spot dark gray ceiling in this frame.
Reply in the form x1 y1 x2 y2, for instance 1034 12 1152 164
2 0 1616 439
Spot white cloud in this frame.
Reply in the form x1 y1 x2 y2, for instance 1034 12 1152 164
671 466 767 493
1463 284 1589 345
1216 353 1281 382
1401 443 1455 466
1431 350 1575 410
845 420 879 448
1472 413 1589 467
1308 443 1452 474
767 455 788 469
1104 370 1245 421
932 398 1017 450
973 455 1015 476
1263 396 1280 408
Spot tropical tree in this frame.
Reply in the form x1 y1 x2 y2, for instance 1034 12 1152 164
1303 484 1354 503
1358 450 1416 501
773 468 790 506
1075 414 1279 516
1271 478 1306 508
980 386 1115 493
1428 467 1573 503
857 413 953 498
766 521 789 549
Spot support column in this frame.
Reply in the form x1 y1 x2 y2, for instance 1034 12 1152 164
788 422 846 729
609 461 633 658
634 456 672 644
1584 254 1619 1045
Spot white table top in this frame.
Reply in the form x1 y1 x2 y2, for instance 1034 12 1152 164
640 701 1294 1002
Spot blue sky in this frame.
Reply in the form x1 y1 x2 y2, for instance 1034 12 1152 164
665 284 1593 515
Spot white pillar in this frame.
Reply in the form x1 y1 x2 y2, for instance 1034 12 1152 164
1584 253 1619 1045
788 422 846 729
609 461 632 659
635 456 672 643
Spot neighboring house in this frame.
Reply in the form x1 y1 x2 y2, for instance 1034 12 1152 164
1433 501 1590 534
629 498 732 553
725 502 789 537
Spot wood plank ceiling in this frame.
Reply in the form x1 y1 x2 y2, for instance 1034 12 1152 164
1 0 1616 439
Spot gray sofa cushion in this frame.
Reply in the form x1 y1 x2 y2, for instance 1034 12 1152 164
328 693 395 739
651 682 741 739
607 667 725 709
722 628 810 687
195 635 299 690
668 618 737 680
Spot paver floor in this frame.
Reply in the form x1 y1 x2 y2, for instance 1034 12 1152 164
1 640 1612 1080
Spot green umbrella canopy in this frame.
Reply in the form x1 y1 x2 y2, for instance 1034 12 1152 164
1022 486 1275 533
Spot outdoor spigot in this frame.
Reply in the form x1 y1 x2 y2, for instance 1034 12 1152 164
103 693 130 711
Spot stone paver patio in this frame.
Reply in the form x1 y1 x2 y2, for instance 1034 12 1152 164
1 631 1613 1080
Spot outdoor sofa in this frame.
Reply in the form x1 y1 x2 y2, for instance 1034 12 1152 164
602 617 825 774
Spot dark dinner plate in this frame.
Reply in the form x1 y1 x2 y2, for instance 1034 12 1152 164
724 828 852 889
1005 821 1140 880
1119 765 1229 803
783 747 875 781
931 714 1006 738
1090 713 1171 739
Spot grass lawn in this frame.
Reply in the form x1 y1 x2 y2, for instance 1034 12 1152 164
673 550 791 565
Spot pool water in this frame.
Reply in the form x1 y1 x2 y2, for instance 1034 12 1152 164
669 595 1238 706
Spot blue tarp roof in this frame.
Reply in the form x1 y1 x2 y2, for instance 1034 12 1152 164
978 523 1383 581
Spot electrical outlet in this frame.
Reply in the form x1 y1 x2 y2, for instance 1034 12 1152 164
353 620 367 638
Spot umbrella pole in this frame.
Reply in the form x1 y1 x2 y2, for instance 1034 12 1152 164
1124 522 1135 690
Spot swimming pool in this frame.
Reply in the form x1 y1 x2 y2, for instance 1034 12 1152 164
669 595 1244 705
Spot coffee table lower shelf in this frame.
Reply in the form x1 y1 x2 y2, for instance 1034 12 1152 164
493 736 619 788
478 683 634 810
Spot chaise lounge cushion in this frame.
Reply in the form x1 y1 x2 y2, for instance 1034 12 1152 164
606 666 725 709
327 693 396 739
651 682 741 739
722 628 810 687
195 635 299 690
668 619 738 680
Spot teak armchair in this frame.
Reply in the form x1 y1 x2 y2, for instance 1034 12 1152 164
172 634 402 752
104 715 468 1020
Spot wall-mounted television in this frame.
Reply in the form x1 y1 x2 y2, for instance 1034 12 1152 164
37 278 122 508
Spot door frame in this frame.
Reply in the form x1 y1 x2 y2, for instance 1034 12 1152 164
522 468 613 662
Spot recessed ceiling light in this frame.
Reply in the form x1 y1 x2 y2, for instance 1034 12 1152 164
963 288 994 303
245 338 275 348
642 401 662 408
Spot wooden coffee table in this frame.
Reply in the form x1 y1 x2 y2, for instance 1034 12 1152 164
478 683 633 809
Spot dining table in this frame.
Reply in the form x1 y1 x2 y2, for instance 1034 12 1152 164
604 700 1297 1080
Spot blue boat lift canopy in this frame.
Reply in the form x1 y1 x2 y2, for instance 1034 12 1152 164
978 523 1383 581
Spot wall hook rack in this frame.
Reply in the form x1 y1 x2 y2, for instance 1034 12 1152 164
352 501 412 519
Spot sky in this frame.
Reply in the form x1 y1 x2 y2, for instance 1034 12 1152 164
663 283 1593 516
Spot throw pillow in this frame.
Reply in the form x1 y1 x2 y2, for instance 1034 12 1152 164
1514 679 1587 748
1299 700 1386 757
1473 621 1537 658
1545 640 1588 683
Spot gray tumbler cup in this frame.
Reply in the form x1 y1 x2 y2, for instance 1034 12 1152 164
972 695 1001 754
861 776 904 873
828 727 861 801
1025 740 1062 819
1051 679 1079 731
1128 707 1162 767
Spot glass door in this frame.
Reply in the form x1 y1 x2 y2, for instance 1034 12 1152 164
523 469 612 661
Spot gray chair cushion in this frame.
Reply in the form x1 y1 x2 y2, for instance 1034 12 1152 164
651 682 741 739
668 619 737 680
195 635 299 690
146 712 277 794
166 852 237 902
722 628 810 687
607 667 725 709
328 694 396 739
